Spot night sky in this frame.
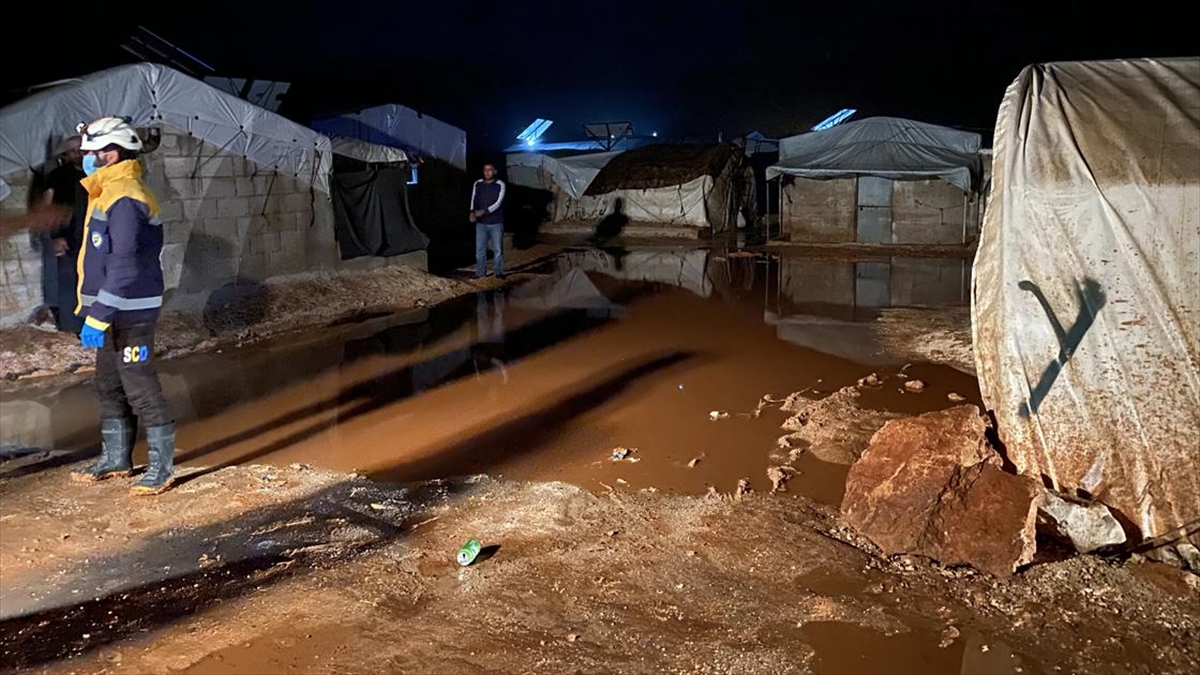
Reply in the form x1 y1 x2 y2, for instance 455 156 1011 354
3 1 1196 150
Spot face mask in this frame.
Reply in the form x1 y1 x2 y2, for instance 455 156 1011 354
82 155 100 176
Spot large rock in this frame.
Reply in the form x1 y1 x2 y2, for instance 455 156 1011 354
841 405 1041 576
1038 489 1127 553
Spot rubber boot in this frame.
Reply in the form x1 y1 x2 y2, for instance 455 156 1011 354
70 418 134 482
131 424 176 496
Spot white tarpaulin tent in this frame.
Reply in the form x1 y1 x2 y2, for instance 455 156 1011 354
767 117 981 191
313 104 467 171
506 151 621 200
973 58 1200 544
0 63 333 195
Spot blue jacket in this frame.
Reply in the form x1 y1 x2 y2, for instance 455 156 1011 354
471 179 506 225
75 160 164 330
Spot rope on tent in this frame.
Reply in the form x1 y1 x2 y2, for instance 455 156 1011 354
189 127 246 179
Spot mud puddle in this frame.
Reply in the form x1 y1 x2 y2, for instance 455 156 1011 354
2 248 979 504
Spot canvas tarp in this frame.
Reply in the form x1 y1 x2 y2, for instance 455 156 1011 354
0 63 333 195
331 165 429 260
972 58 1200 544
559 249 716 297
767 116 981 191
313 104 467 171
330 135 409 165
506 151 621 199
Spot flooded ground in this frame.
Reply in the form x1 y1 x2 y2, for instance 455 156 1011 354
4 246 1194 675
2 248 977 504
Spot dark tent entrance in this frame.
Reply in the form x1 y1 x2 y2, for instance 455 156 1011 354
330 157 430 260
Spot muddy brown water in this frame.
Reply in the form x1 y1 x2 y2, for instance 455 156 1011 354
2 249 979 506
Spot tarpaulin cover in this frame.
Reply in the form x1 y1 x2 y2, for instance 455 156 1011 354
972 58 1200 543
331 166 429 260
767 117 981 191
0 63 333 194
330 135 409 165
506 151 621 199
313 104 467 171
554 175 733 232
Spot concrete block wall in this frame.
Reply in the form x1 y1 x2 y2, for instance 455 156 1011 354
144 131 343 307
781 177 856 243
892 179 978 245
0 170 42 326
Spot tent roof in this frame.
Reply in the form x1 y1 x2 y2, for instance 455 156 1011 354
329 135 409 164
0 63 332 193
766 116 981 191
585 144 739 196
506 151 621 199
313 103 467 171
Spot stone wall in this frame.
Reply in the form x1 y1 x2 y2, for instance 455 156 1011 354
0 129 426 326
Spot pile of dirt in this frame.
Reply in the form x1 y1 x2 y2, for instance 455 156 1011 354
2 462 1196 674
584 144 740 195
0 266 473 381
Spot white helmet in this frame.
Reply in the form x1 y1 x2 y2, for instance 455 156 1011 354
78 117 143 152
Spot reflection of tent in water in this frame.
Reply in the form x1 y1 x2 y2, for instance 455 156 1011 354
508 268 619 317
973 58 1200 545
558 249 718 297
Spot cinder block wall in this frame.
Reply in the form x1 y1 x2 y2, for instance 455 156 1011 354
781 177 857 242
0 129 426 326
0 171 41 325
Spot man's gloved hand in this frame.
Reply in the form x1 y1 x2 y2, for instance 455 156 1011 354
80 324 106 349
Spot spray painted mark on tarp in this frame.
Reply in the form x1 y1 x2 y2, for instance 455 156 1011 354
1018 277 1107 417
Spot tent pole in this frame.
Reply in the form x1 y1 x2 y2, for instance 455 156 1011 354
961 191 968 245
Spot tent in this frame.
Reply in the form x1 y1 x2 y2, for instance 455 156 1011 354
973 58 1200 545
506 151 622 200
767 116 981 191
0 63 332 195
547 144 750 236
766 117 983 245
313 104 467 171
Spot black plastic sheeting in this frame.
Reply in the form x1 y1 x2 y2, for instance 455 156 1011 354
331 165 430 260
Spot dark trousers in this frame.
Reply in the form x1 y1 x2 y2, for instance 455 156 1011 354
95 323 172 427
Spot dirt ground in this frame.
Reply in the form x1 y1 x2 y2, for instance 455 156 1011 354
1 462 1197 675
2 245 1197 674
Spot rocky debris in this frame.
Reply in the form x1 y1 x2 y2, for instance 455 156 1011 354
775 386 902 465
1178 543 1200 573
841 405 1041 576
903 379 926 393
735 479 752 499
939 626 961 648
687 455 703 469
609 447 639 463
767 466 796 494
1037 490 1127 553
708 411 731 421
857 373 882 388
947 392 967 403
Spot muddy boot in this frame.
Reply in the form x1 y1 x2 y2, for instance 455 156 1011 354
70 418 135 482
131 424 176 496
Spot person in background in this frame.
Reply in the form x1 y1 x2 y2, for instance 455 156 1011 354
68 117 176 496
469 163 506 279
29 135 87 333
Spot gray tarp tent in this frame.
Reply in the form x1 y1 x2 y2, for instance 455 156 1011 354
767 117 982 191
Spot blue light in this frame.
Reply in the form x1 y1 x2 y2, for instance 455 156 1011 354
517 118 554 144
812 108 857 131
407 166 419 185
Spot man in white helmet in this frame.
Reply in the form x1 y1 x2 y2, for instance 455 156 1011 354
69 117 176 496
